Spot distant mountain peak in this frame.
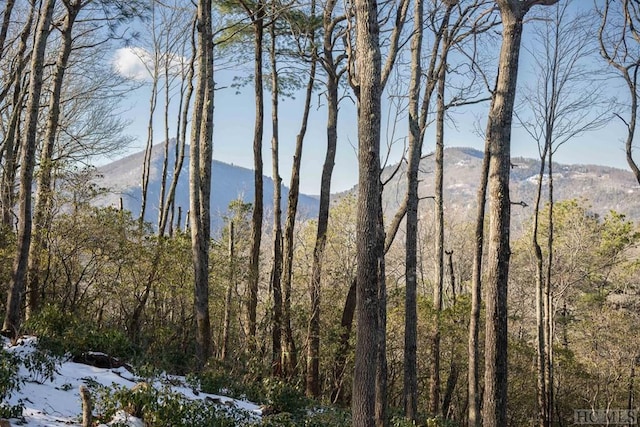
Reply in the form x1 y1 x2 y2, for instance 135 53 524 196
93 142 319 232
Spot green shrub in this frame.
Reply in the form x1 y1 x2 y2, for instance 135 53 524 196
24 304 136 359
91 381 249 426
0 347 23 419
303 407 351 427
261 377 307 419
259 412 298 427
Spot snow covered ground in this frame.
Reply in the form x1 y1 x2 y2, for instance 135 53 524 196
2 336 262 426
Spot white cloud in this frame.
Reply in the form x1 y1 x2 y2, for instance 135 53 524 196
112 47 154 81
112 47 189 81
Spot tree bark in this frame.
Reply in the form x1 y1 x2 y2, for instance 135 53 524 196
544 149 555 426
269 19 283 377
189 0 214 365
331 277 357 404
429 23 450 415
351 0 383 422
306 0 340 397
246 1 265 352
282 31 317 378
482 3 525 425
532 142 549 427
1 4 34 234
402 0 422 418
26 1 80 320
3 0 56 337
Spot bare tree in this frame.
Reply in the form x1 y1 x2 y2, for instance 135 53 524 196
281 3 318 378
0 4 35 231
516 3 608 425
481 1 558 426
268 10 284 376
26 0 83 319
189 0 214 365
238 0 266 353
2 0 56 337
306 0 346 397
598 0 640 184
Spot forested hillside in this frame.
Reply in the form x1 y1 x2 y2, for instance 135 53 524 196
1 0 640 426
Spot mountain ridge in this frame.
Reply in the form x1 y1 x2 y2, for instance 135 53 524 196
93 144 640 233
93 142 320 232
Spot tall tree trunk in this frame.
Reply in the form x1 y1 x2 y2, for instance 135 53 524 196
544 149 555 426
269 20 283 377
160 21 195 236
482 2 528 424
3 0 56 337
282 36 317 378
351 0 383 422
532 143 549 427
402 0 422 418
306 0 340 396
26 2 79 320
189 0 214 365
467 127 490 427
429 27 449 415
246 3 265 352
141 46 159 225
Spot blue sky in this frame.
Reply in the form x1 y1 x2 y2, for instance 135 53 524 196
110 0 631 196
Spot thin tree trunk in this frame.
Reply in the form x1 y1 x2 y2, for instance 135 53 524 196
246 3 265 352
429 28 449 415
0 0 16 61
3 0 56 337
141 44 159 225
282 34 317 378
306 0 340 396
269 19 283 377
331 277 357 404
533 144 549 427
26 2 79 319
160 21 195 236
221 221 235 361
189 0 214 365
544 149 555 426
1 5 35 230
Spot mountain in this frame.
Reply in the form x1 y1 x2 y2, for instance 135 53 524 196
378 147 640 230
93 142 319 232
94 144 640 235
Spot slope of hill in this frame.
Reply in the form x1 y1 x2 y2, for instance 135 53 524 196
379 147 640 231
93 142 319 232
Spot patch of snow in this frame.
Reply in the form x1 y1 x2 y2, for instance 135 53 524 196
2 336 262 426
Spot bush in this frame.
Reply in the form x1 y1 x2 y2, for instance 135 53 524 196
24 304 136 359
0 347 24 419
261 377 307 419
91 381 249 426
